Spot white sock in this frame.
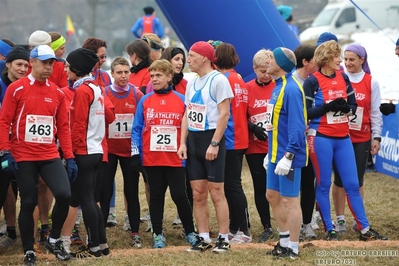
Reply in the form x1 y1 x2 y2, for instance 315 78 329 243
279 231 289 248
288 241 299 254
361 226 370 234
219 233 229 243
337 215 345 222
49 237 57 244
199 232 211 243
100 243 109 250
110 207 115 214
61 235 70 241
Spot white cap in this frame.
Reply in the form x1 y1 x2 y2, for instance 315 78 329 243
29 30 51 46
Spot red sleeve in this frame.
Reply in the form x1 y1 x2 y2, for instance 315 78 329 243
0 83 18 151
56 90 74 159
104 91 115 125
71 85 93 151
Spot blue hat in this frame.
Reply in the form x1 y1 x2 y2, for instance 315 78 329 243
30 45 56 61
0 40 12 57
277 5 293 21
316 32 338 46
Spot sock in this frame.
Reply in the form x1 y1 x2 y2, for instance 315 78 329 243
279 231 289 248
336 215 345 222
49 237 57 244
100 243 109 250
199 232 211 243
361 226 370 235
219 233 229 243
7 226 16 239
288 241 299 254
62 235 70 241
110 207 115 214
41 224 49 231
90 246 100 252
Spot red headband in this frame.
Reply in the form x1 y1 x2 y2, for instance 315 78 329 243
190 41 216 62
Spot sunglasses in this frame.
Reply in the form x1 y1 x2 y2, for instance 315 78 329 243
142 37 164 50
98 55 107 59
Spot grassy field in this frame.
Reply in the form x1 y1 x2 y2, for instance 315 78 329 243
1 160 399 265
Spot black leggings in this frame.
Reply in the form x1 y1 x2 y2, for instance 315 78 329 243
71 154 106 247
300 160 316 225
145 166 194 235
17 159 70 253
0 171 17 209
98 153 140 232
245 153 271 229
224 149 249 232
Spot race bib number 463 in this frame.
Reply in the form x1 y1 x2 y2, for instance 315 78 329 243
25 115 53 144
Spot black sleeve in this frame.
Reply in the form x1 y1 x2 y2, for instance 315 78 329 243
341 72 357 114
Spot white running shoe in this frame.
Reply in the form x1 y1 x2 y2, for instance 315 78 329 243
172 215 182 227
75 209 82 227
311 211 321 230
123 214 131 231
0 220 6 236
229 231 252 244
140 213 150 222
300 223 317 239
106 212 117 227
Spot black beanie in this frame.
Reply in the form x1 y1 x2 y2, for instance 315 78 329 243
171 47 185 66
6 46 30 63
66 48 99 76
143 6 154 15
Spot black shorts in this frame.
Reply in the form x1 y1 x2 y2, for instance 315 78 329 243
186 130 226 183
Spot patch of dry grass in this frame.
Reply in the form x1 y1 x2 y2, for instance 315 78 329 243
1 161 399 265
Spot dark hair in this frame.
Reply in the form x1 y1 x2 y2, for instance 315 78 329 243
125 39 152 62
1 39 15 47
161 47 186 68
294 44 316 69
82 37 107 53
214 43 239 69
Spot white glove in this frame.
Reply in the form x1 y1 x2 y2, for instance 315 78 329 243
263 154 269 170
274 156 293 176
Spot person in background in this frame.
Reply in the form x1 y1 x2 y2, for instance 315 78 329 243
49 32 66 62
82 38 112 89
178 41 233 253
131 6 164 39
0 46 30 252
332 44 382 233
100 57 143 248
0 45 76 265
245 48 275 243
66 48 110 259
291 44 319 240
126 40 153 95
0 39 13 75
132 59 198 249
303 40 387 242
142 33 164 61
395 37 399 57
277 5 299 39
213 42 251 244
265 47 307 259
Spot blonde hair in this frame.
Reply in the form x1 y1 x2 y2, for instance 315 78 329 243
314 40 341 68
253 49 272 67
149 59 174 85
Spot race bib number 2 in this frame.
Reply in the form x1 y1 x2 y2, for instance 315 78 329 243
25 115 53 144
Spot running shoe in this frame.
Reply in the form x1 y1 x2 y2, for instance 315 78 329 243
212 236 230 253
145 218 152 232
266 242 288 256
0 220 6 237
71 246 101 259
140 213 150 222
70 226 83 245
311 211 321 230
106 212 117 227
185 232 199 247
186 236 212 252
300 224 317 239
123 214 131 231
22 250 36 266
0 236 17 249
336 220 346 233
62 238 71 254
153 233 166 248
45 238 71 261
131 234 142 248
326 230 339 241
39 228 50 244
258 228 274 243
359 228 388 241
275 247 299 260
172 215 182 227
75 209 82 228
230 231 252 244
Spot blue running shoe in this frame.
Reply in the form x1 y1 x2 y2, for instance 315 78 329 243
185 232 198 247
153 233 165 248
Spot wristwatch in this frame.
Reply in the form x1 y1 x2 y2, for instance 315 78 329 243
284 152 295 160
211 141 220 147
0 150 10 156
374 137 382 142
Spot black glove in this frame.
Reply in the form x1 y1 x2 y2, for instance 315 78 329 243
131 154 141 172
322 97 346 112
338 102 351 113
1 153 18 175
380 103 395 116
248 121 267 141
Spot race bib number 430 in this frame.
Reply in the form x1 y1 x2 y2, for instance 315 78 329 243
187 103 206 131
25 115 53 144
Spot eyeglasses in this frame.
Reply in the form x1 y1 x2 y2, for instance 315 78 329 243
98 55 107 59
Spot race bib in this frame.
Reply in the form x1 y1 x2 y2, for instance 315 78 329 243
109 113 134 139
150 126 178 152
250 112 268 140
348 107 364 131
326 110 349 124
25 115 53 144
187 103 206 131
265 103 275 131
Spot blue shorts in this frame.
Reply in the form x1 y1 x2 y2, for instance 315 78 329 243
266 162 301 197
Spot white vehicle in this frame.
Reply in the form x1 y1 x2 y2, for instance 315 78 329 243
300 0 399 42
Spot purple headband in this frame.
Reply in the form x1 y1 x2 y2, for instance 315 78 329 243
345 44 370 74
